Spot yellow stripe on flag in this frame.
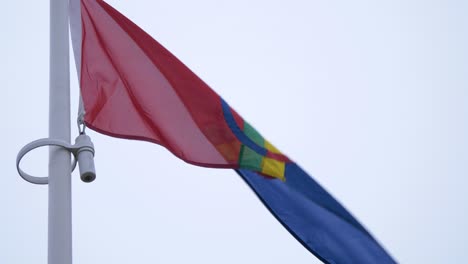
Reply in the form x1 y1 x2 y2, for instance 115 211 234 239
265 140 282 154
261 157 286 181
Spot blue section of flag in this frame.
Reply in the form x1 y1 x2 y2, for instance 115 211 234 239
237 164 396 264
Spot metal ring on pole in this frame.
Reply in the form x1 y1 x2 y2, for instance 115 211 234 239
16 134 95 185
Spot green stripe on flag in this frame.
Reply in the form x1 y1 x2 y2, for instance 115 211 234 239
239 145 263 171
243 122 265 147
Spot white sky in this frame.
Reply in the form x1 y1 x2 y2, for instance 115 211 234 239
3 0 468 263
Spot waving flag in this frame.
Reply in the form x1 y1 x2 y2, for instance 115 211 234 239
70 0 395 263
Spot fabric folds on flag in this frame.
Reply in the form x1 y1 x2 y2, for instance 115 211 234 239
70 0 395 263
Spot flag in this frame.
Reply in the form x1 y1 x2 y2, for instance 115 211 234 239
70 0 395 263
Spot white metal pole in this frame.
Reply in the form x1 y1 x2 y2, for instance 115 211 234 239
48 0 72 262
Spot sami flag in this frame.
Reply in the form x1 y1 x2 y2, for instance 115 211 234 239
70 0 395 263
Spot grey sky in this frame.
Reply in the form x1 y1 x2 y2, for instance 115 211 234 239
3 0 468 263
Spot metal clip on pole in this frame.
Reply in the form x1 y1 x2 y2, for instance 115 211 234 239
16 134 96 184
74 134 95 182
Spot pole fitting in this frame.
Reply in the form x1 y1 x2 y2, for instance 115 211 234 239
74 134 96 183
16 134 96 184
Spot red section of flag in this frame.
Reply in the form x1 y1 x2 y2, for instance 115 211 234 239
79 0 241 167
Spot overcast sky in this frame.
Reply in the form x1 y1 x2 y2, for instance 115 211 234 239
3 0 468 263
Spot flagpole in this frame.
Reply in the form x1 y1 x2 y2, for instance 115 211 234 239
48 0 72 262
